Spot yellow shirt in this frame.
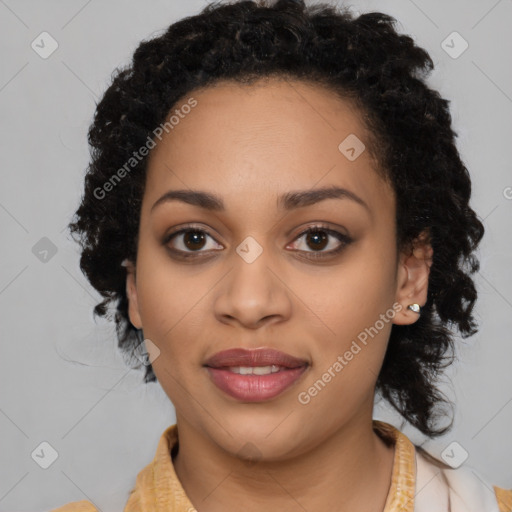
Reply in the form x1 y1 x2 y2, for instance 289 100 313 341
52 420 512 512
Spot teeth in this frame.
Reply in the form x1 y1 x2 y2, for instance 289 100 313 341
228 365 282 375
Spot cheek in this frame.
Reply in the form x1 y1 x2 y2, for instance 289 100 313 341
304 254 396 340
135 263 209 372
298 323 391 426
135 242 187 333
298 253 396 400
342 242 397 318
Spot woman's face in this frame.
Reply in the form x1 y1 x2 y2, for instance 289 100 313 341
126 78 428 460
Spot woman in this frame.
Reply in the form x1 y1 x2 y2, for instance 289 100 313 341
54 0 511 510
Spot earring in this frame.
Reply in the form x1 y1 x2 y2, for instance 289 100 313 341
407 303 421 314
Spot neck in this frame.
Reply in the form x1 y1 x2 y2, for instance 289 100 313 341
172 412 395 512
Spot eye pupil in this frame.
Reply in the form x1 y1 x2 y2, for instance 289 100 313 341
184 230 206 250
306 230 328 251
166 225 348 260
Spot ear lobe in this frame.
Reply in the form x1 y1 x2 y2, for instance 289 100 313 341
123 259 143 329
393 230 433 325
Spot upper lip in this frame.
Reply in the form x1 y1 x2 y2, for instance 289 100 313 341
204 348 308 369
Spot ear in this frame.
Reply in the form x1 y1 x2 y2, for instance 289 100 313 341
122 258 143 329
393 229 433 325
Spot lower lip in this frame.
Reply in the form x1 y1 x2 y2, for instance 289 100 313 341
206 366 308 402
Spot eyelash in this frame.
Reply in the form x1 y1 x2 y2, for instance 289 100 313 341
163 223 353 261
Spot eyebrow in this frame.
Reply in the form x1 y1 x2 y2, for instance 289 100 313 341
150 185 370 214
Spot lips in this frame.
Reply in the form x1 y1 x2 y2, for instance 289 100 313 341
203 347 308 369
203 347 309 402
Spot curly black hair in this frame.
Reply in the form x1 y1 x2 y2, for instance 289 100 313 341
68 0 485 438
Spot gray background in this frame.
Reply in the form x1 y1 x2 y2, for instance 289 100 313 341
0 0 511 510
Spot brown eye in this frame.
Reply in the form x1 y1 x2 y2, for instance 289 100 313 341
164 227 223 257
304 230 329 251
288 225 353 260
163 223 352 262
182 230 207 251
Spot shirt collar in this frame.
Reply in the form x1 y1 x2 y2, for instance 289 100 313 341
125 420 416 512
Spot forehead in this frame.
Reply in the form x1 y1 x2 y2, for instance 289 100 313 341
143 78 393 221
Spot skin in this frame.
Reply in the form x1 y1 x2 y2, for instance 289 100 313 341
125 78 433 511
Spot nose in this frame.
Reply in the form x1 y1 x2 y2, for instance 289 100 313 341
212 243 292 329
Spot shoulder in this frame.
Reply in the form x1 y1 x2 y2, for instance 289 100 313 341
415 448 512 512
49 425 180 512
50 500 98 512
494 486 512 512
